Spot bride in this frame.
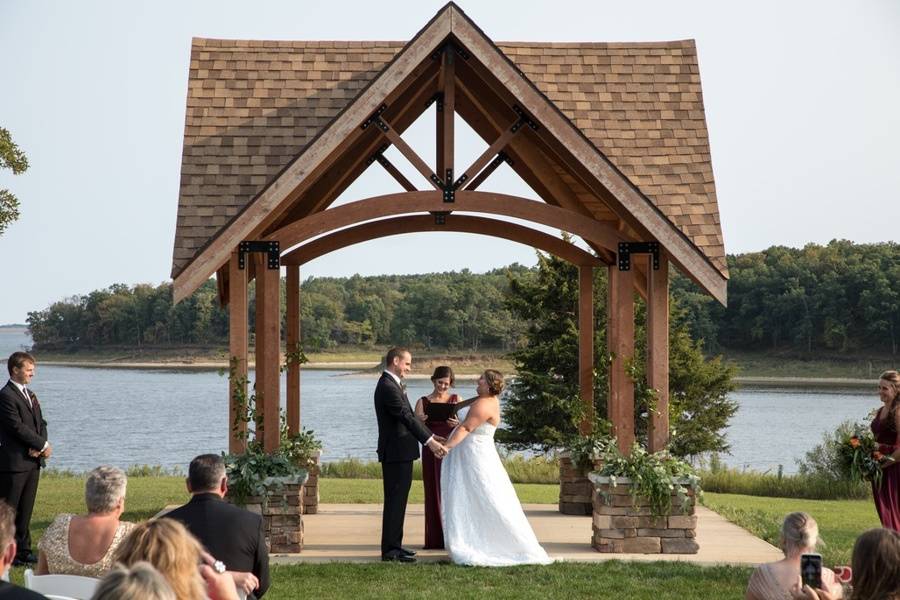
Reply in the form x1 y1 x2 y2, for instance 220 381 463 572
440 369 552 566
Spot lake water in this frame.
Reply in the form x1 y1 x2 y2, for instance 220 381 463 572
0 329 879 473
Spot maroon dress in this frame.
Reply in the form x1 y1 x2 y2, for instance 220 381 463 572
421 394 458 549
871 410 900 531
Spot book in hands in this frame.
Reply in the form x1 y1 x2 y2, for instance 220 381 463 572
424 396 478 421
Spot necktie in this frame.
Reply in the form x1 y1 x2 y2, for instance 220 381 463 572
22 386 31 409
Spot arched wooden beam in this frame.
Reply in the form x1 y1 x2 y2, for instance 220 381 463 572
281 215 607 267
266 190 628 253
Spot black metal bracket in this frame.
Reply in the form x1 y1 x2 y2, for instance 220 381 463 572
443 168 454 202
431 211 450 225
238 241 280 270
511 105 539 132
452 151 512 190
364 144 391 166
427 92 444 112
617 242 660 271
360 104 388 131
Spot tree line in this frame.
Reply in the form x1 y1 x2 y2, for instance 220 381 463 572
27 240 898 357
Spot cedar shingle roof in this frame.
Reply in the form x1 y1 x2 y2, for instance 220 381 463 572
173 37 726 279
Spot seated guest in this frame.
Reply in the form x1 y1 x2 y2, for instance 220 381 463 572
114 518 239 600
37 466 135 577
746 512 842 599
91 562 175 600
0 502 48 598
792 528 900 600
166 454 269 599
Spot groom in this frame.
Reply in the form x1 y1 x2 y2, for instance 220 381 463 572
374 347 447 563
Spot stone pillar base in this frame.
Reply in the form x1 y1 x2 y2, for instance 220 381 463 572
302 450 321 515
559 452 594 515
590 476 698 554
229 476 306 553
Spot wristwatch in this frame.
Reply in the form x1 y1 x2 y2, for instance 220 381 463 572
213 560 226 574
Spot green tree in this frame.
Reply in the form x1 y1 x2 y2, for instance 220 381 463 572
0 128 29 235
499 250 737 459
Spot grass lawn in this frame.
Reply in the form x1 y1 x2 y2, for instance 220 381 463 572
704 492 881 566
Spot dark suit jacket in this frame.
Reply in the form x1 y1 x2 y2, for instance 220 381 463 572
0 381 47 472
0 580 48 599
374 372 432 463
166 493 270 598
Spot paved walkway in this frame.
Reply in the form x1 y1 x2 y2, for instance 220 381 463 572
271 503 781 566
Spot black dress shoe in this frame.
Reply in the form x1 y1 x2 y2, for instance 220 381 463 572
399 547 417 557
14 552 37 565
381 553 416 563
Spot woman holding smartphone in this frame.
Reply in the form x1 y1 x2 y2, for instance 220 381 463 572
746 512 842 600
414 366 459 549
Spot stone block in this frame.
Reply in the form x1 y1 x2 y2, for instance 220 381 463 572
622 537 661 553
667 515 698 529
592 514 612 529
637 516 668 528
592 538 624 553
638 528 685 538
611 516 638 529
598 528 626 539
661 538 699 554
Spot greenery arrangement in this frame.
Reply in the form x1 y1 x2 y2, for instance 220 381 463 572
838 425 891 488
223 358 322 505
594 444 702 516
565 425 616 474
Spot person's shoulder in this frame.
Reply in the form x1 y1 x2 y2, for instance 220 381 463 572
0 580 51 599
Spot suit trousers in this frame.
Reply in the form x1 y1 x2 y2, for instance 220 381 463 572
381 460 413 556
0 467 40 556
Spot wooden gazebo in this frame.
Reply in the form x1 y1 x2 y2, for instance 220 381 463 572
170 3 728 456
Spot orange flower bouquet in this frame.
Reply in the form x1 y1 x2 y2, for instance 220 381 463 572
839 426 892 488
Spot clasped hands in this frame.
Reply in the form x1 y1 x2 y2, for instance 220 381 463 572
427 436 451 459
28 443 52 459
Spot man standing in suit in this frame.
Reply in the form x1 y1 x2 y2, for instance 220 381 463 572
374 347 447 563
0 352 49 567
166 454 269 599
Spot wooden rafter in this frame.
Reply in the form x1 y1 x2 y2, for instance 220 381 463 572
373 152 418 192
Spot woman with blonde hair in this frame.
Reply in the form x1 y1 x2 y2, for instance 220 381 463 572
37 465 135 576
746 512 842 599
871 370 900 530
114 518 239 600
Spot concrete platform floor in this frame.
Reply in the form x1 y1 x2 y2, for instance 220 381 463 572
271 504 782 566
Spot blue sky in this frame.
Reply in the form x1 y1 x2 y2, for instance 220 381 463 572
1 0 898 323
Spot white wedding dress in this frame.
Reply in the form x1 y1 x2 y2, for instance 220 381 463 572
440 407 552 566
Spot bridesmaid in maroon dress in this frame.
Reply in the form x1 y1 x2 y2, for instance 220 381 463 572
414 366 459 549
871 370 900 531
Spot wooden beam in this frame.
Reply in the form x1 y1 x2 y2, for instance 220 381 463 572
228 251 248 453
172 11 453 302
286 264 301 436
647 254 670 452
450 14 727 304
608 264 635 453
464 153 505 191
440 46 455 186
578 264 594 436
456 121 519 190
273 68 440 228
379 119 443 189
375 154 418 192
281 214 605 267
254 254 281 453
267 191 626 255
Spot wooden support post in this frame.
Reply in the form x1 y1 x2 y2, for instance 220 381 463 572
254 254 281 454
608 265 635 453
578 265 594 436
228 251 248 453
286 265 301 436
440 47 455 187
647 254 670 452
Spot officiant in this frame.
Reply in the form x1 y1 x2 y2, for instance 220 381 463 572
414 366 461 550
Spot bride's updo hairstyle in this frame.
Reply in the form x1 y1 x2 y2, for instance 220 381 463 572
780 512 820 556
483 369 505 396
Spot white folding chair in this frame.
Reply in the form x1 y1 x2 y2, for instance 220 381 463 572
23 569 99 600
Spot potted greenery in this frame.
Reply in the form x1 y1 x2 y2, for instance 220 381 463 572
588 443 701 554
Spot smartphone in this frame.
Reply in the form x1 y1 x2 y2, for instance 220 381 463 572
801 553 823 590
